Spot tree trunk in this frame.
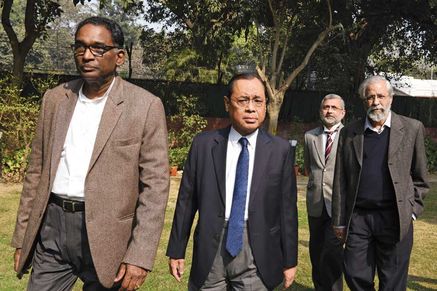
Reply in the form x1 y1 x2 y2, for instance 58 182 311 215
11 49 27 86
266 91 285 135
126 42 133 80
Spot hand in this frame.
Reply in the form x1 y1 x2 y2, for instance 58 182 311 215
114 263 148 290
14 248 21 272
169 258 185 282
283 266 297 289
333 226 346 243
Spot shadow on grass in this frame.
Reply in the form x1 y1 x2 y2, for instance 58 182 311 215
299 240 309 248
288 282 313 290
274 282 313 290
407 275 437 291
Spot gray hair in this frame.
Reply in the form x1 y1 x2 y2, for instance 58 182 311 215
320 94 345 110
358 76 394 100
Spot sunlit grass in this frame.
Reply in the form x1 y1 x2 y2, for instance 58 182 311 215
0 176 436 290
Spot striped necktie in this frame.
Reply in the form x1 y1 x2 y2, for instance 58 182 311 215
325 131 335 163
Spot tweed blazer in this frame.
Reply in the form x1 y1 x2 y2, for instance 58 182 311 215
11 76 170 287
304 124 343 217
332 112 429 241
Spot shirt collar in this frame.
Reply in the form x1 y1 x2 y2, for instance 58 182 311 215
78 78 115 104
229 127 258 147
364 111 392 133
323 122 342 133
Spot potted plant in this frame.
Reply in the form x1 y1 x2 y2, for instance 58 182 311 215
168 147 189 176
294 144 304 176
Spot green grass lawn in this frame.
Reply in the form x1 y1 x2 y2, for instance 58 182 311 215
0 176 436 290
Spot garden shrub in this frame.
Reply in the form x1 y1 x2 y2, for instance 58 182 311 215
0 74 57 182
168 95 207 169
425 136 437 173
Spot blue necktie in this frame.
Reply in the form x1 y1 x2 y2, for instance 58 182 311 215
226 137 249 257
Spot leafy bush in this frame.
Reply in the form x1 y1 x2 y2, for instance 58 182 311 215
294 143 304 174
0 74 56 182
425 136 437 173
168 95 207 169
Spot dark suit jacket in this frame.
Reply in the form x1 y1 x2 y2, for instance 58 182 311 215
166 127 298 289
332 112 429 241
11 77 169 287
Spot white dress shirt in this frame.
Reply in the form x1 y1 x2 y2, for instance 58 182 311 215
364 111 392 134
225 127 258 220
52 79 114 200
322 122 342 152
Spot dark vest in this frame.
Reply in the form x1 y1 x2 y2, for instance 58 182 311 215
356 127 396 209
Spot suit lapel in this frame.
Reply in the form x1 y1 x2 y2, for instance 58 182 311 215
249 129 272 206
212 128 229 206
327 123 343 166
49 81 81 184
388 112 404 161
352 120 365 167
87 77 123 173
313 127 325 166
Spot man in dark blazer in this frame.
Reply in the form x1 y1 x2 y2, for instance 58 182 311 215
304 94 345 291
11 17 169 290
167 72 298 290
332 76 429 290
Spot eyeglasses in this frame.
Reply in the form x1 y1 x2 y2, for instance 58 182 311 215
232 97 266 108
364 94 389 102
322 105 343 111
71 43 120 57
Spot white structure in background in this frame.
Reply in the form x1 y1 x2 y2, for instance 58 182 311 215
391 76 437 98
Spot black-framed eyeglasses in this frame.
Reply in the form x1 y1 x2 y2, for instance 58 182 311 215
71 43 120 57
232 97 266 108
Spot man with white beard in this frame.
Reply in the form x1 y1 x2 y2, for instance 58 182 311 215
332 75 429 290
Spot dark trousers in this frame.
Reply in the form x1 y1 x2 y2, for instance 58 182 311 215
344 208 413 291
308 203 344 291
27 202 119 291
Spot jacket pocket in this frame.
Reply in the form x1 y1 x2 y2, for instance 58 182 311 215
269 225 280 235
112 137 140 147
118 212 135 221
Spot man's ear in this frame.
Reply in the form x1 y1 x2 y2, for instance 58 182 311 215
116 50 126 66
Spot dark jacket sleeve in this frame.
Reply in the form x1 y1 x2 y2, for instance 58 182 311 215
166 138 199 259
410 121 430 218
281 143 298 268
332 128 347 227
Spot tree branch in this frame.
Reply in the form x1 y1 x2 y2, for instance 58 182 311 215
276 23 290 77
1 0 19 53
279 0 340 93
24 0 37 34
256 65 275 100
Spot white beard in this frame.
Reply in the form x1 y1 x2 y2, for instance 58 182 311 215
367 105 390 122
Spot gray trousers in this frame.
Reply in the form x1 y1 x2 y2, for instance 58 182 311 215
189 224 269 291
27 202 119 291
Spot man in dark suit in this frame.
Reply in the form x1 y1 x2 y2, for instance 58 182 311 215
304 94 345 291
332 75 429 290
12 17 169 290
167 72 298 290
